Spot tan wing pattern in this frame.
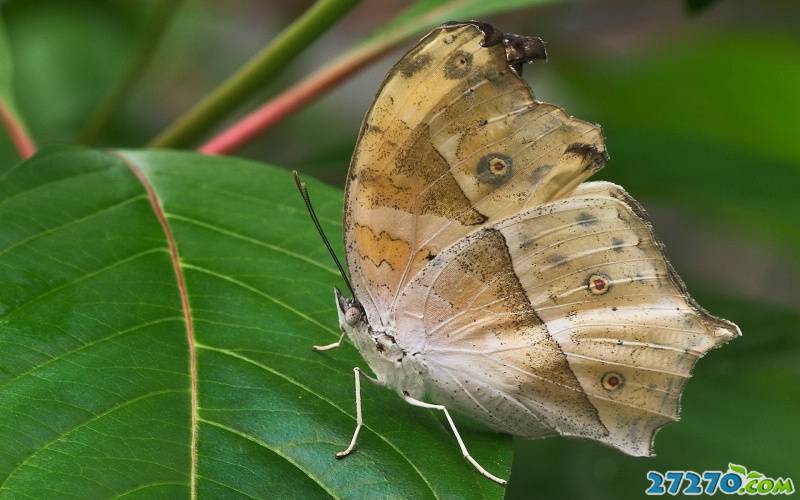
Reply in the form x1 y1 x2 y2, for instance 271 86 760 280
496 181 739 455
344 22 607 326
342 21 739 457
395 228 609 441
396 182 738 455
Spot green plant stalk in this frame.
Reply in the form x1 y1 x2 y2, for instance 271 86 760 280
80 0 183 145
149 0 360 148
199 0 564 155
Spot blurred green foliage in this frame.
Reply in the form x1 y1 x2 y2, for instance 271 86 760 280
0 0 798 498
2 1 144 146
554 34 800 259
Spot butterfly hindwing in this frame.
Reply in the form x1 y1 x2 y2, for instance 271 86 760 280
394 227 610 441
499 181 739 455
394 182 738 455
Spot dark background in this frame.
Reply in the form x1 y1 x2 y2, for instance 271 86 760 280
1 1 797 498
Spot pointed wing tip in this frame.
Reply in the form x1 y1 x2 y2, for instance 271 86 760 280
580 181 743 348
695 310 741 348
715 319 742 340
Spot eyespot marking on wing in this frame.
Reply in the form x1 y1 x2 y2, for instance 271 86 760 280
601 371 624 391
476 153 514 185
444 50 474 80
588 273 611 295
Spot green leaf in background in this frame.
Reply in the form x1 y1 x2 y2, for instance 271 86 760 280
553 34 800 261
0 20 14 111
0 148 511 499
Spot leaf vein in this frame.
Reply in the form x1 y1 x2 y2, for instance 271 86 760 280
0 389 187 489
198 418 339 500
166 213 338 275
196 344 439 499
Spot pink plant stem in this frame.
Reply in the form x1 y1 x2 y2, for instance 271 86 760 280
0 101 35 159
199 42 391 155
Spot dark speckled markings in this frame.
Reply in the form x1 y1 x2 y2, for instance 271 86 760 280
453 228 543 328
399 53 432 78
565 142 609 173
445 228 609 437
355 120 488 226
575 211 599 226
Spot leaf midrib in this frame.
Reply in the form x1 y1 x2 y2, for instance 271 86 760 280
116 152 199 500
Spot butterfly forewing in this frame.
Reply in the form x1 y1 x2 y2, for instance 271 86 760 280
344 23 607 324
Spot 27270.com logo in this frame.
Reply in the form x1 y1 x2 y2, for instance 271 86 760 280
646 463 795 496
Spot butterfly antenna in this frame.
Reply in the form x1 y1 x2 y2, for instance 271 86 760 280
293 170 356 299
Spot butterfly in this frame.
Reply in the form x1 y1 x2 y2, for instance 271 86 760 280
295 20 740 486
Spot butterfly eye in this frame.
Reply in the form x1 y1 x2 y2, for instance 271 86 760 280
588 274 611 295
345 306 362 326
601 372 624 391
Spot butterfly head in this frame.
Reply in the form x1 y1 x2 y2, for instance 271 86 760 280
335 287 367 331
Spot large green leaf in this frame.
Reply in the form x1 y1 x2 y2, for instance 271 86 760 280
0 147 511 499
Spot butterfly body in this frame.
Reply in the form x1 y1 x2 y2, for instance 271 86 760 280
336 288 427 400
316 20 739 484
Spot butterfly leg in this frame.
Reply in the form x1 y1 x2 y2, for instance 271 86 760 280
313 330 346 351
402 394 507 485
337 367 382 458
